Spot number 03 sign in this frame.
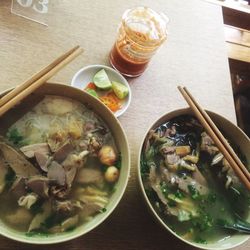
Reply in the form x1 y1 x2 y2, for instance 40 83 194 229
11 0 50 25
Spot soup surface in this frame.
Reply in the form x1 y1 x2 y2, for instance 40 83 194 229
141 115 250 244
0 96 121 235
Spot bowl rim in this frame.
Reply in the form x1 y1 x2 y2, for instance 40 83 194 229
137 107 250 250
71 64 132 118
0 82 131 244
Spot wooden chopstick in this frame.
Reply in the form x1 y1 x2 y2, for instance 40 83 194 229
0 46 83 117
183 87 250 181
178 86 250 191
0 45 80 108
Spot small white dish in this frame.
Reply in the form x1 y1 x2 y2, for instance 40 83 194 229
71 65 131 117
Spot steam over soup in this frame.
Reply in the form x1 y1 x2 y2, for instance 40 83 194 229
140 115 250 244
0 96 121 234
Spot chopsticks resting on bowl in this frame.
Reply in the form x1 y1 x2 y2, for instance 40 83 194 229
178 86 250 191
0 45 83 116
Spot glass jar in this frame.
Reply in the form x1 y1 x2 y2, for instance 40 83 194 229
109 6 168 77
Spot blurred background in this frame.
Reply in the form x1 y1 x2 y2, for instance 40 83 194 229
209 0 250 137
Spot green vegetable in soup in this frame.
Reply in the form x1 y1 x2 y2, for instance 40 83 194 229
7 128 24 146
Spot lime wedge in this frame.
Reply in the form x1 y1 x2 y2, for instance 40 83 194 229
86 88 98 98
93 69 112 90
111 81 129 99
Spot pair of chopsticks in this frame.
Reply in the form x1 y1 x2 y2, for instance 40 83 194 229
178 86 250 191
0 45 83 117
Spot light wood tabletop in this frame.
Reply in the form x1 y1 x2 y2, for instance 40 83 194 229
0 0 249 250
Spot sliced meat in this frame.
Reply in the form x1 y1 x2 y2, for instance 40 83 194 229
10 177 27 199
192 165 208 187
35 151 51 172
149 163 157 184
47 161 66 186
78 140 88 150
62 151 89 169
164 125 176 137
166 206 179 217
149 164 168 205
200 132 219 155
0 142 39 177
65 166 77 188
159 164 179 185
178 175 208 195
201 132 214 146
50 185 69 200
165 153 180 166
26 176 49 198
88 136 102 155
47 138 61 153
20 143 50 158
53 200 82 215
76 168 103 184
152 183 168 205
53 143 74 163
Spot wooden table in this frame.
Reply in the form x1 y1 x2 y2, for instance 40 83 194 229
0 0 248 249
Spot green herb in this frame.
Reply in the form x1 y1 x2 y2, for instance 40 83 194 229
193 211 213 232
145 146 155 161
140 155 149 178
65 226 76 232
175 189 185 199
194 237 207 244
101 208 107 213
42 214 57 229
160 181 170 197
115 153 122 170
207 192 217 203
168 200 176 207
6 128 24 146
100 165 108 173
188 185 200 200
25 231 49 237
178 210 191 221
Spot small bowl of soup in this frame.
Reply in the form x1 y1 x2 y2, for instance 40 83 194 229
138 108 250 249
0 83 130 244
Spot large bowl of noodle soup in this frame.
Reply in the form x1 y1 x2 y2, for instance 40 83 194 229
0 83 130 244
138 108 250 250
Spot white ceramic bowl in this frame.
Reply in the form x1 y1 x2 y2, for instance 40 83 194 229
138 108 250 250
71 65 131 117
0 83 130 244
